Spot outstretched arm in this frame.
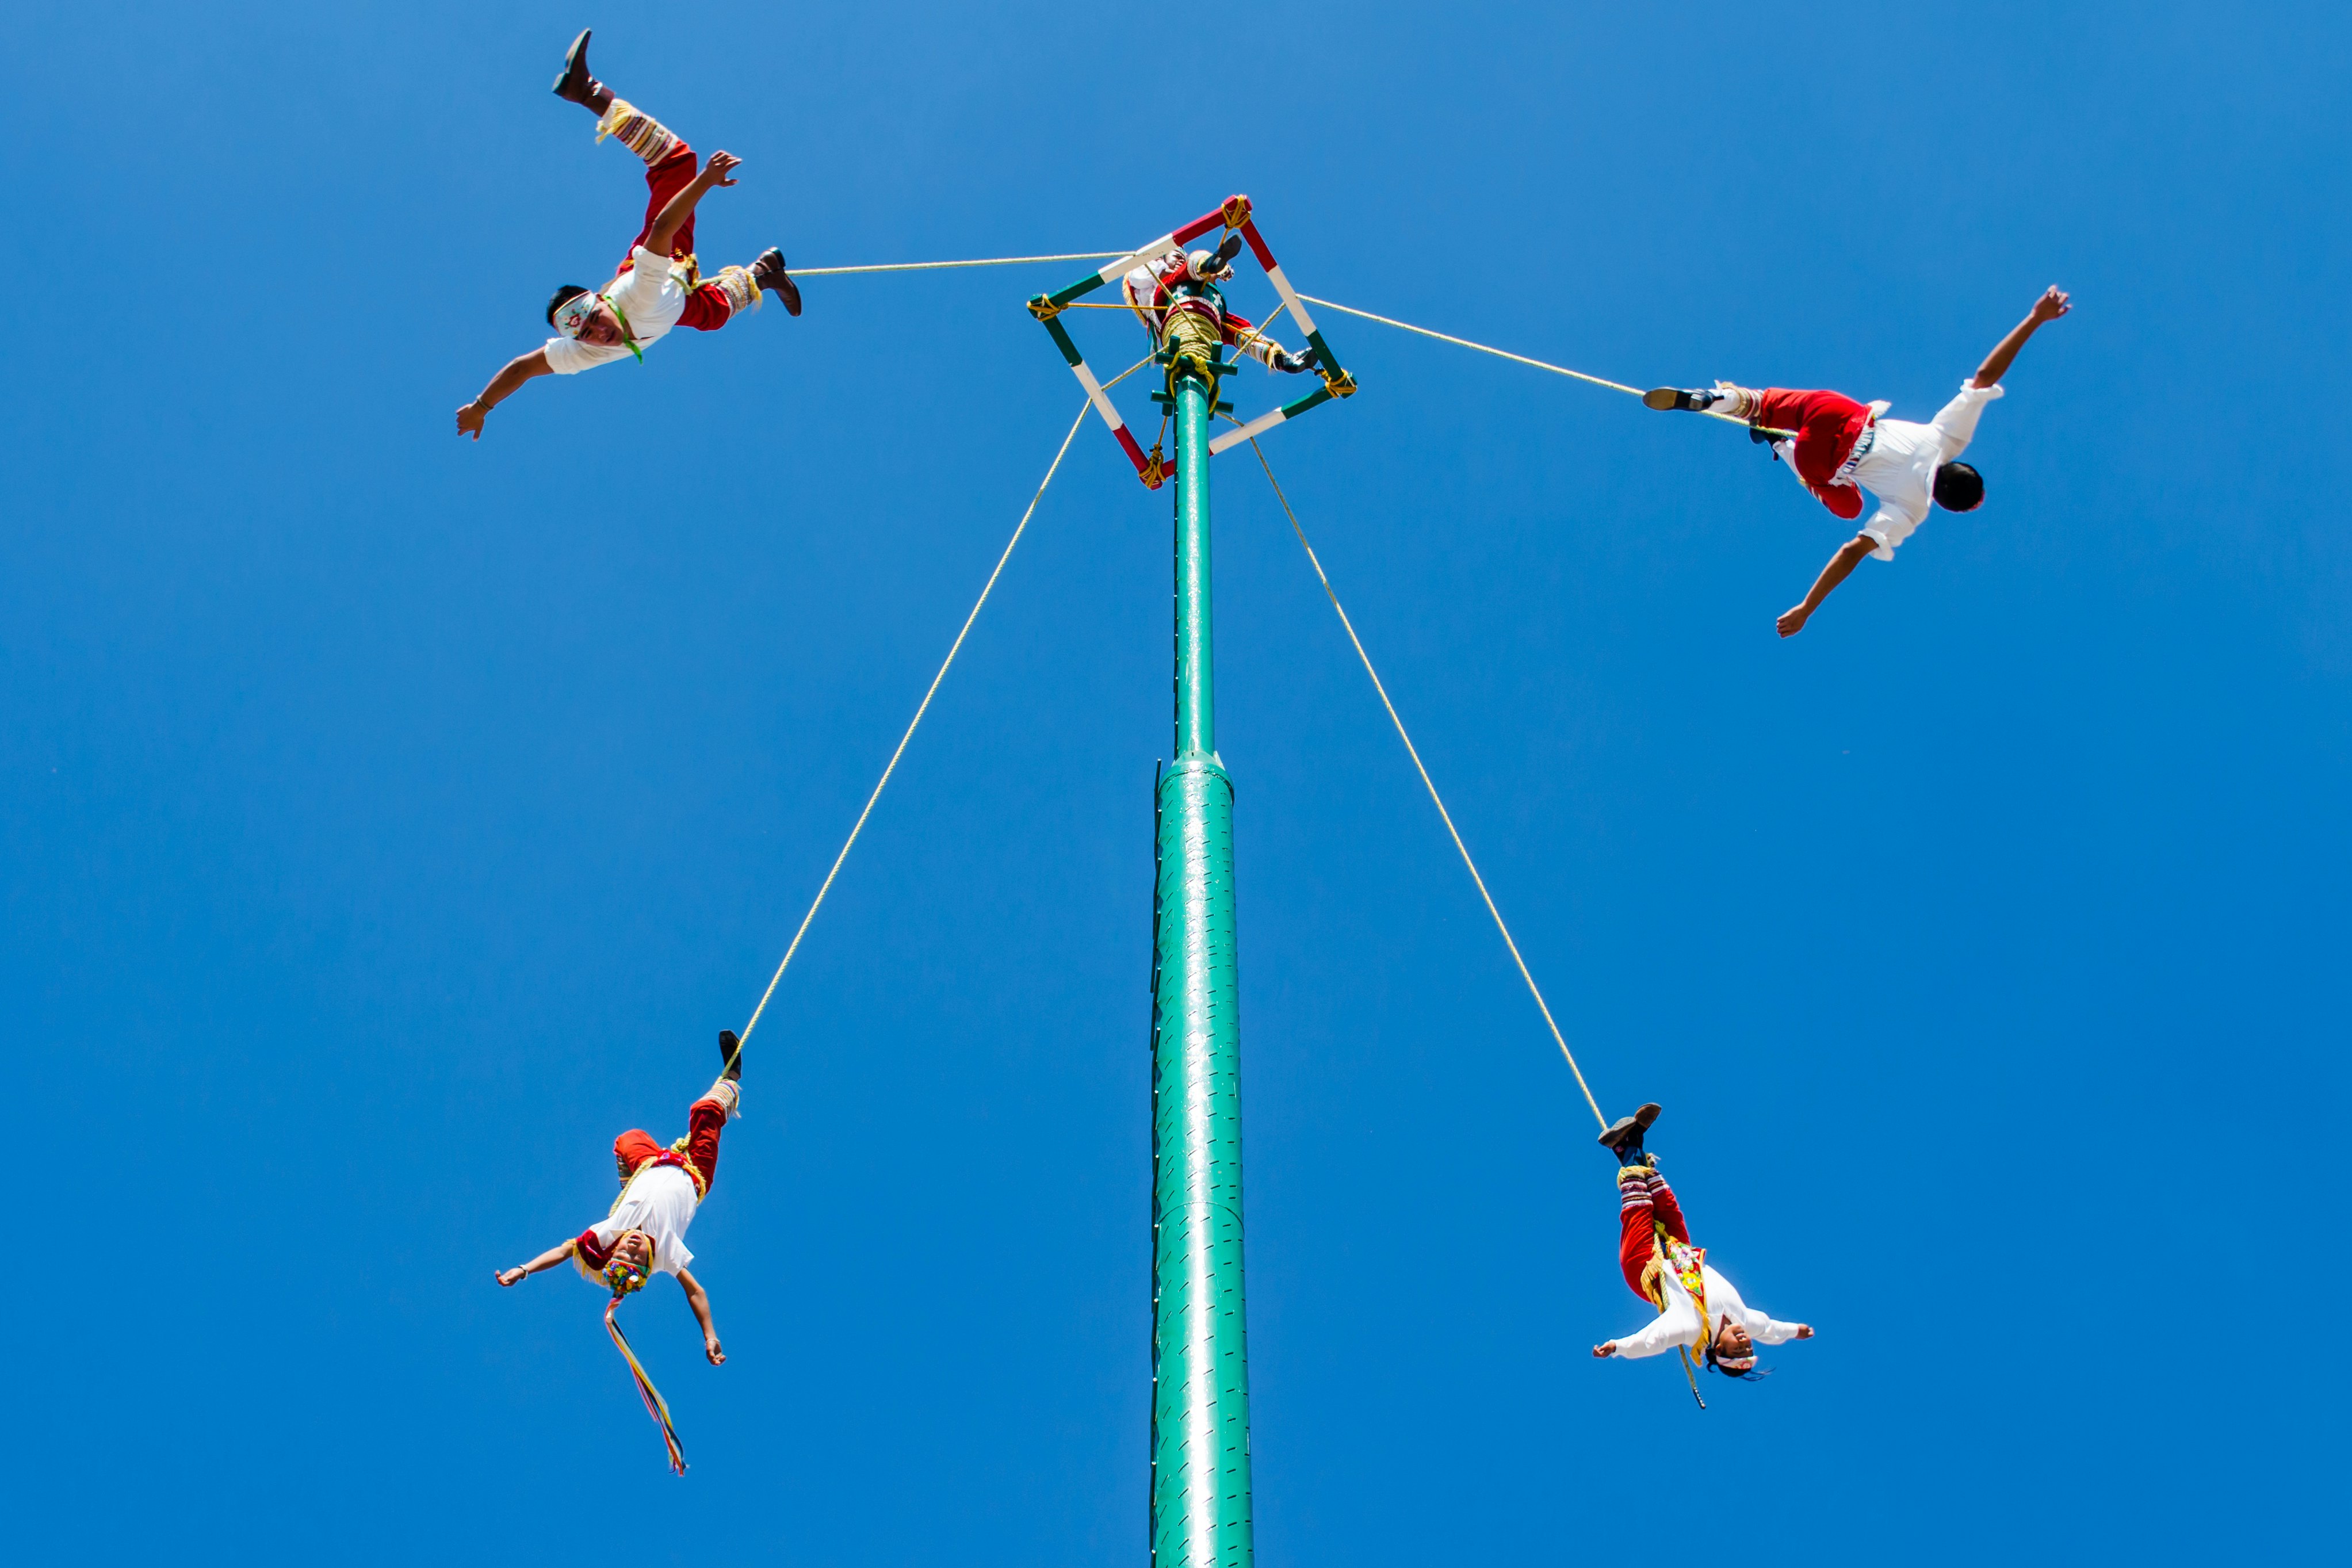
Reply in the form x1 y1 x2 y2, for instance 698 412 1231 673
644 151 741 258
676 1268 725 1364
1593 1294 1702 1361
495 1237 578 1287
1972 286 2071 389
1777 532 1877 638
1745 1312 1814 1345
457 349 555 440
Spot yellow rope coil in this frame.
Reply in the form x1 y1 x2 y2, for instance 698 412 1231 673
1162 309 1227 407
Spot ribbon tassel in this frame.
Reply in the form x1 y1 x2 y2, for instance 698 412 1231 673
605 1298 686 1475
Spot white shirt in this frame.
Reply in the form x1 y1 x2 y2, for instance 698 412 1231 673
588 1161 700 1278
542 247 689 374
1610 1257 1805 1361
1779 380 2004 560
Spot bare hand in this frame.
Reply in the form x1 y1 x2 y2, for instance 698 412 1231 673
1776 605 1811 638
1592 1341 1618 1358
1795 1324 1815 1339
2029 285 2071 324
496 1267 526 1287
705 1337 726 1366
701 151 742 188
457 402 488 440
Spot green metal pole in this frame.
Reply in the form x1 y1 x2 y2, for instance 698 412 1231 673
1149 366 1253 1568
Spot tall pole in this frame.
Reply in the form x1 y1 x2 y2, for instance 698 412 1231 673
1149 362 1253 1568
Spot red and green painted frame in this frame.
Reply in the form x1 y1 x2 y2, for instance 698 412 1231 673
1027 195 1357 489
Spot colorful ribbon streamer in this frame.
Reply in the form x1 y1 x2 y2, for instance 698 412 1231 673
605 1298 686 1475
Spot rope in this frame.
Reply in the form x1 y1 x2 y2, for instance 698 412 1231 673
1297 295 1791 438
1230 297 1291 364
726 400 1093 1069
606 1298 687 1474
1245 439 1609 1132
1101 352 1154 391
792 252 1126 277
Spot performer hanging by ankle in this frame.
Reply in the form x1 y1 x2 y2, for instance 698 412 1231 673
456 30 802 441
1647 286 2070 637
495 1030 749 1369
1589 1103 1813 1382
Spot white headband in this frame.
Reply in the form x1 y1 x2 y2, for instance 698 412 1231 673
553 291 599 339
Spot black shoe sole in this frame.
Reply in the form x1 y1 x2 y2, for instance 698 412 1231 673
755 248 802 317
718 1029 744 1081
1644 388 1708 412
1598 1102 1663 1152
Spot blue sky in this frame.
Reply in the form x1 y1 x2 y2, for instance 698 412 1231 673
7 3 2346 1563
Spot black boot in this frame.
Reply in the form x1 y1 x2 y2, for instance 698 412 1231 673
718 1029 744 1082
1642 388 1718 412
752 247 802 317
552 29 614 114
1596 1101 1662 1156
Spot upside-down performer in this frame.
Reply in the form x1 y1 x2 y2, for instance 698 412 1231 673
1590 1103 1812 1397
495 1031 747 1473
1124 236 1320 389
1647 286 2071 637
455 30 802 441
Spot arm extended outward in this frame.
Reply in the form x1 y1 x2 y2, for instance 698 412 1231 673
1714 1273 1814 1344
1592 1290 1703 1361
1742 1311 1815 1345
644 151 741 259
1972 286 2071 389
1776 532 1877 638
456 349 555 440
495 1237 578 1288
677 1268 725 1364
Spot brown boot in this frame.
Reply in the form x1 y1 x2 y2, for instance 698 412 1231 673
752 247 802 317
552 29 614 114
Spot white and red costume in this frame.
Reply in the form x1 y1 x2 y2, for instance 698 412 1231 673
1749 382 2003 559
573 1085 736 1279
1122 253 1298 372
1608 1162 1804 1362
542 100 764 377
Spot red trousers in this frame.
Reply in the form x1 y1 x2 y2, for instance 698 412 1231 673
613 1095 731 1195
618 143 735 333
1747 387 1873 520
1616 1165 1693 1301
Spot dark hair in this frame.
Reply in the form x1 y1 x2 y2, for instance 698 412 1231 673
546 284 592 326
1933 461 1985 512
1703 1344 1772 1382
